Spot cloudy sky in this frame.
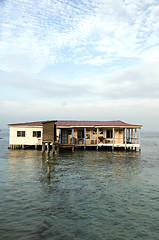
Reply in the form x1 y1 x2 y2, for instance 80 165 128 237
0 0 159 130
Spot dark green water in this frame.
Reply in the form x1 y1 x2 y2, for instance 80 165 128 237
0 129 159 240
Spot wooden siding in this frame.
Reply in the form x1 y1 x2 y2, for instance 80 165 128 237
43 122 55 143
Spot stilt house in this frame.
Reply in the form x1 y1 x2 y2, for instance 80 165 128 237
8 120 142 151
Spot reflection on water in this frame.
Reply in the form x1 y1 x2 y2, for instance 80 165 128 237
0 130 159 240
8 149 142 188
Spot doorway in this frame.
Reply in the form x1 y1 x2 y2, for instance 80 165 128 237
61 129 68 144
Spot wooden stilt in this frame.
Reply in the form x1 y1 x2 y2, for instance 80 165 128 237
42 143 45 153
72 146 74 153
47 143 50 153
57 145 60 153
52 144 55 153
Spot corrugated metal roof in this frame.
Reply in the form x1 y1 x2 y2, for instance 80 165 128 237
8 120 142 127
8 120 56 126
56 120 142 127
8 121 43 126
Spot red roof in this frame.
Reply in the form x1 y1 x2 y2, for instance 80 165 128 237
8 120 142 127
8 120 56 126
56 120 142 127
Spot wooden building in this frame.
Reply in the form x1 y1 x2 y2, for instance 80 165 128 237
8 120 142 152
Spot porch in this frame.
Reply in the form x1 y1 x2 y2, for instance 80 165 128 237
57 127 141 151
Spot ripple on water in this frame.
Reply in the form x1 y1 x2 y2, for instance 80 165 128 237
0 132 159 239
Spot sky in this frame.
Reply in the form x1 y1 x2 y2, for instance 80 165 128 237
0 0 159 131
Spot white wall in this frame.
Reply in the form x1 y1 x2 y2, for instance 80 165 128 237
9 126 43 145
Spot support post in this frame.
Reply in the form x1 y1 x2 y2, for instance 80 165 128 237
125 128 127 150
97 128 99 150
47 142 50 153
84 128 86 149
139 128 141 151
72 146 74 153
57 145 60 153
72 128 74 144
42 142 45 153
138 128 140 145
52 143 55 153
135 129 137 144
113 128 115 147
127 129 130 143
60 129 62 144
131 129 134 143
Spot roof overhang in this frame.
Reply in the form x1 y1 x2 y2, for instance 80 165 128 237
57 125 143 128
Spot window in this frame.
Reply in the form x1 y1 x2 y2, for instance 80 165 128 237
106 130 113 138
33 131 41 138
17 131 25 137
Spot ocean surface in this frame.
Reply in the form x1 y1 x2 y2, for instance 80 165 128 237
0 129 159 240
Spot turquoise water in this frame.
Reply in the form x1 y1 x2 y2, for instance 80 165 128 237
0 129 159 240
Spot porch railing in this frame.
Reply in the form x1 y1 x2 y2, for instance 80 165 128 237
65 137 138 145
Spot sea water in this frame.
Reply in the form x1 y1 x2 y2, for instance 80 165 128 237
0 129 159 240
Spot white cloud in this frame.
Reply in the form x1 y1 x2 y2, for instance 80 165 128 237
1 98 159 130
1 0 159 131
76 55 113 65
1 59 159 102
0 0 159 72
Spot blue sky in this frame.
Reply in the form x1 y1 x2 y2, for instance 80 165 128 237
1 0 159 130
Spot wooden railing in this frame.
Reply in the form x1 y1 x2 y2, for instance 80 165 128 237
66 137 138 145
